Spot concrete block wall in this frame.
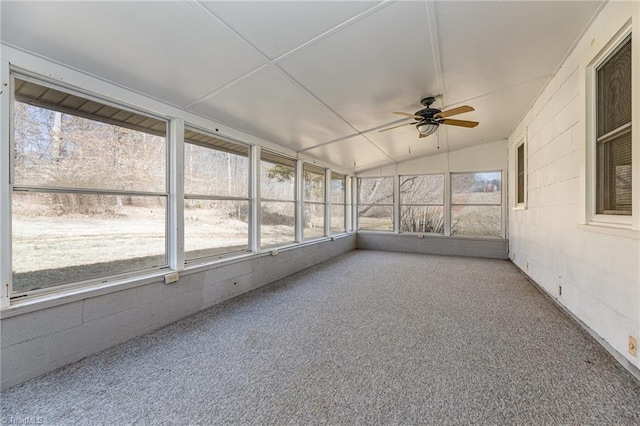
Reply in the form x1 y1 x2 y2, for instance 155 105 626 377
358 233 508 260
507 1 639 374
0 235 356 389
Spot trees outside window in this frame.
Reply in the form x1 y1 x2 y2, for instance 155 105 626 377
399 175 445 234
451 172 502 238
260 152 296 248
357 177 393 231
303 164 326 240
12 77 167 294
331 172 346 234
184 129 250 261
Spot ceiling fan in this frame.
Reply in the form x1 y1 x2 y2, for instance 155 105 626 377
379 96 479 138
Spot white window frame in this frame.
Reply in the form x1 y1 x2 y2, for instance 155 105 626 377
398 174 446 234
182 126 252 263
1 60 11 308
329 171 348 236
357 176 395 232
302 162 327 241
585 23 637 230
450 171 504 239
7 71 173 299
1 48 356 310
259 150 298 249
515 138 527 209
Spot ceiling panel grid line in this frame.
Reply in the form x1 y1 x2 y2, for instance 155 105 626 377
188 0 396 164
269 1 395 64
186 0 390 111
424 0 447 151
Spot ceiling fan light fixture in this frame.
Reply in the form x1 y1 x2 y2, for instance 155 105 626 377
416 122 438 136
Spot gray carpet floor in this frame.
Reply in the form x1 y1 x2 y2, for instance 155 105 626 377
2 250 640 425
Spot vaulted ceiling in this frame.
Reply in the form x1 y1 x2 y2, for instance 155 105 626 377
1 1 603 172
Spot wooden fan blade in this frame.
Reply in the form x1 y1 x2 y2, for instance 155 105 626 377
378 121 417 133
440 118 479 128
394 111 423 120
434 105 474 119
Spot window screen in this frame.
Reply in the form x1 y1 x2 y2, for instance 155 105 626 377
596 36 632 215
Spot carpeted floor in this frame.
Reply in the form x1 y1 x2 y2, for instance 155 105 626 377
2 250 640 425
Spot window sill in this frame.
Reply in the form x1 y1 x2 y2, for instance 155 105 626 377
1 269 169 320
357 230 506 242
577 223 639 239
513 204 527 211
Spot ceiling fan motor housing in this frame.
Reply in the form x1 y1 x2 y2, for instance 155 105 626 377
415 107 441 121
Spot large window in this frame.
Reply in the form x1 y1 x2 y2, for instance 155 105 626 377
331 172 346 234
358 177 393 231
451 172 502 238
184 129 250 261
260 151 296 248
303 164 325 240
595 35 632 216
11 77 167 295
400 175 445 234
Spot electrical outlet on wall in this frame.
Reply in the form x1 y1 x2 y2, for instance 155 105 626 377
164 272 179 284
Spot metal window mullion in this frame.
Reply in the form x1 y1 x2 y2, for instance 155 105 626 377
262 197 296 203
325 169 331 237
501 168 507 238
345 176 352 232
295 159 303 243
353 177 359 231
184 194 250 201
444 172 451 236
250 145 260 252
1 61 12 307
168 118 184 271
393 175 400 233
11 186 166 197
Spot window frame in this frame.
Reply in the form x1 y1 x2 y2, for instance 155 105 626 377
183 126 251 262
585 27 636 228
259 150 297 249
330 171 348 235
302 163 327 241
398 174 445 234
357 176 395 232
515 139 527 209
0 57 356 308
8 72 172 299
450 171 504 238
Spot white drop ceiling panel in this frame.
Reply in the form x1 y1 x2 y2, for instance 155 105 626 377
189 66 355 151
436 1 602 105
444 77 548 152
0 1 266 107
279 1 439 132
302 136 391 171
200 1 380 60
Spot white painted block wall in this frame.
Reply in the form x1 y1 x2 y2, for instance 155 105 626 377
508 1 639 374
1 236 356 389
